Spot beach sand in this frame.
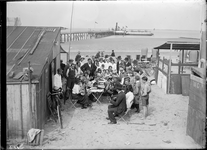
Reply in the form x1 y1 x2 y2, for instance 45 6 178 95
28 84 201 149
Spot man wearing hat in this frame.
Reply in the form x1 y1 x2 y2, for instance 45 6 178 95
81 58 97 79
106 83 127 124
75 51 81 62
63 59 74 78
111 50 115 57
116 56 122 74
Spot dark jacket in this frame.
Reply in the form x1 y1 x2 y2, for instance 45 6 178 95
110 91 127 115
116 61 121 73
81 63 97 77
75 54 81 62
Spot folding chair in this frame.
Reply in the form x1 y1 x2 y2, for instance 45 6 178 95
69 98 78 109
117 109 131 124
117 100 133 124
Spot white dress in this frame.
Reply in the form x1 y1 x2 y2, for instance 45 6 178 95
126 91 134 109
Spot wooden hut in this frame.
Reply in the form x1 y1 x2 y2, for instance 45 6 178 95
6 26 61 138
153 38 200 95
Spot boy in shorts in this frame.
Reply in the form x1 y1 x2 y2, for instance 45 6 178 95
141 76 151 119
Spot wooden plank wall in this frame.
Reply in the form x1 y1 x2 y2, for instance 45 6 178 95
186 74 206 147
156 57 169 94
7 83 36 138
170 74 190 95
157 70 167 93
36 62 51 130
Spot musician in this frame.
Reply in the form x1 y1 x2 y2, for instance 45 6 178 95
106 83 127 124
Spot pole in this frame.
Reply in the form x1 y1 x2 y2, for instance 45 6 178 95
20 78 24 138
28 61 33 128
167 43 172 94
68 2 74 60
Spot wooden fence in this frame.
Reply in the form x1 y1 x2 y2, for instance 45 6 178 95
155 56 198 95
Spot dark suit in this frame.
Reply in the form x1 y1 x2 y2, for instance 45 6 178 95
116 61 121 73
81 63 97 77
108 91 127 123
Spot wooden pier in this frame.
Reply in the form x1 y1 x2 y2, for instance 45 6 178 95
60 31 114 43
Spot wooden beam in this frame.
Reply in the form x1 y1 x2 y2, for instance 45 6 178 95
167 43 173 94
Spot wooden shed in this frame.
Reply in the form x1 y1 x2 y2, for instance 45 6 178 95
154 38 200 95
6 26 61 138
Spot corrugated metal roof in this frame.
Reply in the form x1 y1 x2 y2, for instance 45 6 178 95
154 38 200 50
7 26 61 82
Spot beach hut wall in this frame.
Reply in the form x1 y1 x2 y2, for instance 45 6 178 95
187 68 206 147
6 26 61 138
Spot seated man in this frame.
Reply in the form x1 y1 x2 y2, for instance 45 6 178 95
72 78 91 109
106 83 127 124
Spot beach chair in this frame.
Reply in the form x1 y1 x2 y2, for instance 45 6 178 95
136 55 140 61
141 55 147 61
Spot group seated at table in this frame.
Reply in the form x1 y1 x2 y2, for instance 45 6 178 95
65 52 152 123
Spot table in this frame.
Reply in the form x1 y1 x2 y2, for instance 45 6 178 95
90 89 104 104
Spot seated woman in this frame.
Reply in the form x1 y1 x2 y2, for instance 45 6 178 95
72 78 92 109
125 84 134 109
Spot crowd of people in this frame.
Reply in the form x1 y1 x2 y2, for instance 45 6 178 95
54 50 152 124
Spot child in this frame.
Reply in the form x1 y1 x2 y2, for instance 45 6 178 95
132 75 141 113
140 76 151 119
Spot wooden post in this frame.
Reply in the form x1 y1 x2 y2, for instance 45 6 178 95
28 61 34 128
28 61 32 129
181 50 184 73
167 43 172 94
20 79 24 138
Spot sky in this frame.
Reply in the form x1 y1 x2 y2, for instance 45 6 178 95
7 0 205 31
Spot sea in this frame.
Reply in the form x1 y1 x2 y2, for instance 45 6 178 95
61 29 200 60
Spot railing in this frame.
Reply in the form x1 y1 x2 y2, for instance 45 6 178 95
60 31 114 43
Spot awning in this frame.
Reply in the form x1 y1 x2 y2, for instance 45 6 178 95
154 38 200 50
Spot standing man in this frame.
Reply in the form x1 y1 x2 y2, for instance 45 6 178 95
53 68 63 90
81 58 97 80
133 75 141 113
53 68 64 108
116 56 122 74
140 76 151 119
106 83 127 124
60 60 65 75
65 63 76 101
111 50 115 57
63 59 74 78
125 57 131 72
75 51 81 62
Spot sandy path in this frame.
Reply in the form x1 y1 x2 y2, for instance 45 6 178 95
36 85 201 149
